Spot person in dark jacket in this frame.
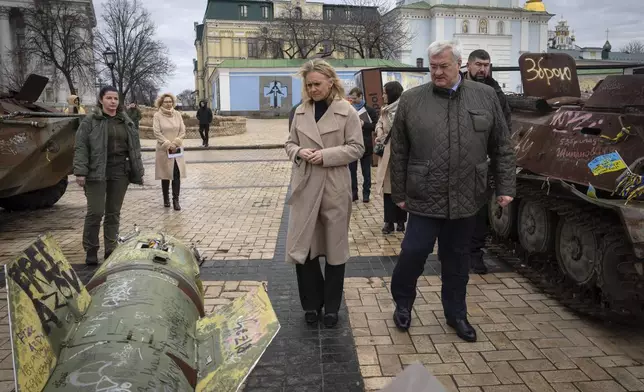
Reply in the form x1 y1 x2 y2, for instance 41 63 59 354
196 100 213 147
126 102 142 129
389 41 516 342
463 49 512 275
347 87 378 202
73 86 145 265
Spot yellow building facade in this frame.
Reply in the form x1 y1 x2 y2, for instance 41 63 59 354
194 0 377 104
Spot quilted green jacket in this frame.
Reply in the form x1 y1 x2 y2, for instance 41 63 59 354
389 79 516 219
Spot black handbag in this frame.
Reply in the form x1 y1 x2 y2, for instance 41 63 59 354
374 131 392 157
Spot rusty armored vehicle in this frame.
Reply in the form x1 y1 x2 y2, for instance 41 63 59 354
0 74 82 211
488 53 644 321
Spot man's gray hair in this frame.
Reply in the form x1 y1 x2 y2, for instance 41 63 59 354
427 40 462 63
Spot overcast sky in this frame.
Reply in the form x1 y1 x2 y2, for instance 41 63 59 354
93 0 643 96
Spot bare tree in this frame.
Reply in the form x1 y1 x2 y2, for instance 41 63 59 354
130 78 158 106
0 47 41 93
620 40 644 54
95 0 174 100
333 0 412 59
20 0 95 95
258 4 337 59
176 89 194 108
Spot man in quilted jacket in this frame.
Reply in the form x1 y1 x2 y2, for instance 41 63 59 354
388 40 516 343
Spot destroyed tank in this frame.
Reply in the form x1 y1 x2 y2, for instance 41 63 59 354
0 74 82 211
488 53 644 322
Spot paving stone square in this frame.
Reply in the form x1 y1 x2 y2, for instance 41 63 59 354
1 143 644 391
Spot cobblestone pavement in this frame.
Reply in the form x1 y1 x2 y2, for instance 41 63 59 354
1 146 644 391
140 118 289 148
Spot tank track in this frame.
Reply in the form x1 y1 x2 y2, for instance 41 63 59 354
486 179 644 325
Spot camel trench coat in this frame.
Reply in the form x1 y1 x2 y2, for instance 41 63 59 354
285 99 365 266
153 110 187 180
374 100 399 196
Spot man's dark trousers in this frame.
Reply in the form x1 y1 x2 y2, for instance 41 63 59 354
470 205 489 269
349 154 372 200
391 213 477 320
198 124 209 146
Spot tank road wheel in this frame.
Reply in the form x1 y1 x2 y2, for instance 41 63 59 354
555 217 599 286
598 237 644 315
0 178 68 211
488 194 518 240
517 199 557 254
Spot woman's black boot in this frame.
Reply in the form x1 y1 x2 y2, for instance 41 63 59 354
161 180 170 207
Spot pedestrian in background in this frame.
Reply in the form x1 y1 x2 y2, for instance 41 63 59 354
196 99 213 147
65 95 86 114
73 86 144 265
347 87 378 202
126 102 142 129
463 49 512 275
285 59 364 328
374 81 407 234
389 40 516 343
153 93 187 211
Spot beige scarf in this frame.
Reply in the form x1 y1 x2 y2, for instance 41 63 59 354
159 106 175 117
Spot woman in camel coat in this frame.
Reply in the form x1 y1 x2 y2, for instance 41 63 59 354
153 93 187 211
374 81 406 234
285 59 364 328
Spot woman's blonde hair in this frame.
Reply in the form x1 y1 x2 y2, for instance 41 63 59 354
299 59 345 104
155 93 177 109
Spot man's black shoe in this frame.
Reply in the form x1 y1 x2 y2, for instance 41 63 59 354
393 306 411 330
305 311 319 324
323 313 338 328
471 255 489 275
446 318 477 342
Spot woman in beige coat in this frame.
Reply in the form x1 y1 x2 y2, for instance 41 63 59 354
153 93 187 211
374 81 407 234
285 59 365 328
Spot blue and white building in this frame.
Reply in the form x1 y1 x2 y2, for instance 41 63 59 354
393 0 553 92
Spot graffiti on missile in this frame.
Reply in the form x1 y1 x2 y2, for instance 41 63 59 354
5 234 92 392
195 285 280 392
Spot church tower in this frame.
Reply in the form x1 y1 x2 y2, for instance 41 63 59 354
524 0 546 12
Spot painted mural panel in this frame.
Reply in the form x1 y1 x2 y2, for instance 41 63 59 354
260 76 292 114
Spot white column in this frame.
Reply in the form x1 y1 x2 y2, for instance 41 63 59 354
0 6 13 89
539 22 548 52
520 20 529 52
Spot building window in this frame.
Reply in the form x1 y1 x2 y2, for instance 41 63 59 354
345 9 351 19
261 6 269 19
497 21 504 35
239 5 248 18
324 9 332 20
45 87 54 102
248 38 259 58
462 20 469 34
479 19 488 34
294 7 302 19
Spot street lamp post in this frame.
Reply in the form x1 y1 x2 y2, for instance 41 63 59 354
103 47 117 87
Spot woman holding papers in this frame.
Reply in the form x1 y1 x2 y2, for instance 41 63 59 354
285 59 364 328
153 93 187 211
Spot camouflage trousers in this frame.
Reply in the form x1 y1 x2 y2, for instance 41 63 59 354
82 177 129 255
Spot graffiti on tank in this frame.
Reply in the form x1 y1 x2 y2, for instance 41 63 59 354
550 111 605 131
101 278 135 308
524 57 573 86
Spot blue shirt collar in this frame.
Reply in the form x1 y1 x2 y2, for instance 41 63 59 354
451 74 462 92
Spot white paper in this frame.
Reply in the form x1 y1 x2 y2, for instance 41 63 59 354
168 147 184 158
